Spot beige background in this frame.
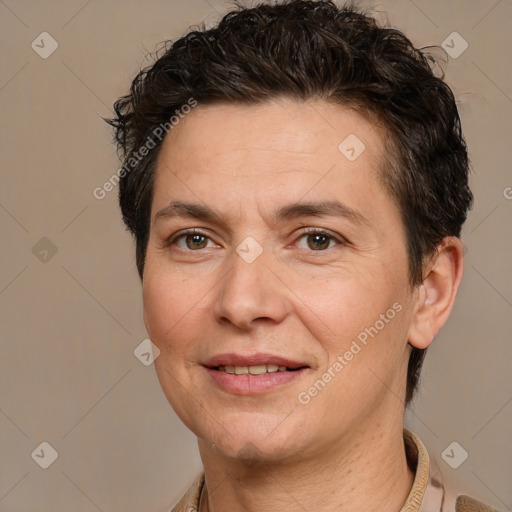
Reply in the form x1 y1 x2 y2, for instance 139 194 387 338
1 0 511 511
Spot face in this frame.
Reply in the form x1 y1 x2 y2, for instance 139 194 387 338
142 97 419 463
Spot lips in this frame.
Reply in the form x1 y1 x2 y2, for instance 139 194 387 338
203 353 308 370
203 353 310 394
217 364 287 375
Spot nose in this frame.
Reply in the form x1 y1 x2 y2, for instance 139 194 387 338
213 246 292 331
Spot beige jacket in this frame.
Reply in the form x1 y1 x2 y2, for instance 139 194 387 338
169 430 498 512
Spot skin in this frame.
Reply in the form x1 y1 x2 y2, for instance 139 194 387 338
142 97 464 512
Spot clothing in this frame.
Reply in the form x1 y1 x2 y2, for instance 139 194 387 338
169 429 498 512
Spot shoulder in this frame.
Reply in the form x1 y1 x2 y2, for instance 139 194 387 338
455 494 499 512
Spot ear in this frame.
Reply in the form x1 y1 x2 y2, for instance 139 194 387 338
407 236 465 350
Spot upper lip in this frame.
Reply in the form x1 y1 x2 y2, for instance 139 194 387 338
203 353 309 369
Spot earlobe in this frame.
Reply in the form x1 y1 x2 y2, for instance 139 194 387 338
408 237 465 350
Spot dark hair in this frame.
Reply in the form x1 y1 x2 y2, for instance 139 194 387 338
107 0 473 405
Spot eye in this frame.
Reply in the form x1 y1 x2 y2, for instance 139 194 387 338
295 229 342 251
172 230 218 251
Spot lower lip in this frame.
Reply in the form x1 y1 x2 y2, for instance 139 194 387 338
205 367 308 394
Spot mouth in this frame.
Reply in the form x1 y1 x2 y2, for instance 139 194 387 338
212 364 305 375
203 354 310 394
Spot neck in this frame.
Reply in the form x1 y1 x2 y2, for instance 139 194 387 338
198 422 414 512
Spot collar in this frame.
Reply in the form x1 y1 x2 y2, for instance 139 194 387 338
402 429 445 512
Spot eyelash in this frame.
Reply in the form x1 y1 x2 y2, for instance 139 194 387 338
294 228 345 251
167 228 347 252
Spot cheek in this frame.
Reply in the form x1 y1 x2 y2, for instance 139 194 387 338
142 260 220 361
283 266 401 344
143 266 192 342
286 269 411 408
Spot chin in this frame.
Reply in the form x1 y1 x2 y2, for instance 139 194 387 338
197 414 308 464
210 437 298 465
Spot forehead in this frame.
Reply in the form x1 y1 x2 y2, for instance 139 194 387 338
152 97 392 217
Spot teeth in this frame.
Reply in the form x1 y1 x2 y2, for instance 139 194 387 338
218 364 290 375
248 365 267 375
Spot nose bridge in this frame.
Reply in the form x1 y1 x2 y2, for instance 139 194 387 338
213 240 289 329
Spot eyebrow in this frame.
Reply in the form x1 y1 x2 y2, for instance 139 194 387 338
154 200 369 227
155 201 223 223
275 200 369 226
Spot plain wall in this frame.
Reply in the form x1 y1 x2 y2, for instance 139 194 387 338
1 1 511 510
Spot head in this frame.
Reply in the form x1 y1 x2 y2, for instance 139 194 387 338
108 0 472 461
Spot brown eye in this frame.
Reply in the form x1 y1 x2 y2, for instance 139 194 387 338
185 234 209 250
295 230 342 251
170 230 219 251
306 233 331 250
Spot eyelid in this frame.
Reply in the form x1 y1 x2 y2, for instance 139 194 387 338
293 227 349 247
166 228 219 249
